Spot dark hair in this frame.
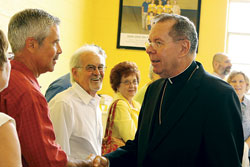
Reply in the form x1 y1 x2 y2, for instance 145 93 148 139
153 14 198 54
110 61 140 92
0 29 8 69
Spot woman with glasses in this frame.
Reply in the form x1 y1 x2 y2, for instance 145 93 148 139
103 61 141 153
227 71 250 166
0 29 22 167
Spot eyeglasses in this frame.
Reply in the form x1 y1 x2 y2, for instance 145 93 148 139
6 52 14 61
120 80 138 86
145 41 164 49
76 64 106 72
145 39 186 49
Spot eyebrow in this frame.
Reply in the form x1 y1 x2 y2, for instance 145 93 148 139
149 37 164 42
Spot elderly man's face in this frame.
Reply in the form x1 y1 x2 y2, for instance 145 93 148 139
218 56 232 76
72 52 105 97
146 20 184 78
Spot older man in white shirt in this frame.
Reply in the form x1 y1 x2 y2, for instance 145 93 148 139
49 44 106 160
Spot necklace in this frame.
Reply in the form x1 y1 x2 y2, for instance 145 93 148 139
158 65 199 125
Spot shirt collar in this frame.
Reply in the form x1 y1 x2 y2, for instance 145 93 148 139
168 61 197 85
72 82 100 105
114 92 138 110
242 96 249 107
11 60 40 89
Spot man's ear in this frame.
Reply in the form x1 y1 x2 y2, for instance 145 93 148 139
71 68 78 82
214 61 219 69
179 39 191 57
25 37 38 53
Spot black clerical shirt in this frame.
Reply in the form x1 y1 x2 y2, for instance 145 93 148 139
151 61 198 133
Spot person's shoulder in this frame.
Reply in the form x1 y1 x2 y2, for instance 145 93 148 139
50 86 75 103
200 71 234 94
49 73 71 89
133 100 141 109
2 70 37 97
148 78 165 89
0 113 14 127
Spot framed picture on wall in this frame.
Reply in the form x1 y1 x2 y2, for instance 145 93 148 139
117 0 202 50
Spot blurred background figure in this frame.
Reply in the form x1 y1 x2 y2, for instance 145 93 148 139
164 0 173 14
148 0 157 15
172 0 181 15
45 73 71 102
227 71 250 166
156 0 164 15
142 0 150 30
0 29 22 167
104 61 141 150
212 52 232 80
134 64 160 105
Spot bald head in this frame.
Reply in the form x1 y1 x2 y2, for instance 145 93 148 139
212 53 232 79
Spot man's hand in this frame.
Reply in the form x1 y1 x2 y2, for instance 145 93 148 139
92 155 109 167
66 154 109 167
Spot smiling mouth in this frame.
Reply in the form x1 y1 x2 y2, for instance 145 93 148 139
151 60 160 63
91 78 101 81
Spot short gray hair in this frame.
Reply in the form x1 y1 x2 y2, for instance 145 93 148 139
69 44 106 83
8 8 60 53
153 14 198 54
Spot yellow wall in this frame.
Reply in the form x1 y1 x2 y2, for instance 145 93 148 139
90 0 229 96
0 0 87 94
0 0 229 96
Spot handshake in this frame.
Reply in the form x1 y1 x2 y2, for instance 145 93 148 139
67 154 109 167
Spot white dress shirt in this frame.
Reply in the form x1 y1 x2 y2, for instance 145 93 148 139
49 83 103 160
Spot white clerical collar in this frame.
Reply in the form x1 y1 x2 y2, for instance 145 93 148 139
167 61 194 85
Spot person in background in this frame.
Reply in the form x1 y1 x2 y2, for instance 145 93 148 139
49 44 106 160
161 0 167 6
146 11 155 31
227 71 250 165
104 13 243 167
163 0 173 14
172 0 181 15
0 29 22 167
212 52 232 80
156 0 164 15
0 9 107 167
148 0 157 15
106 61 141 144
134 64 160 105
142 0 150 30
45 73 71 102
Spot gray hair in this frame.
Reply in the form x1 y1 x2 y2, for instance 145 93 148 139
69 44 106 83
153 14 198 54
8 8 60 53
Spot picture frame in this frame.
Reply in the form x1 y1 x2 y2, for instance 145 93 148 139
117 0 202 50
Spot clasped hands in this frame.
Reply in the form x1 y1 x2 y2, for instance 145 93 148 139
84 154 109 167
67 154 109 167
